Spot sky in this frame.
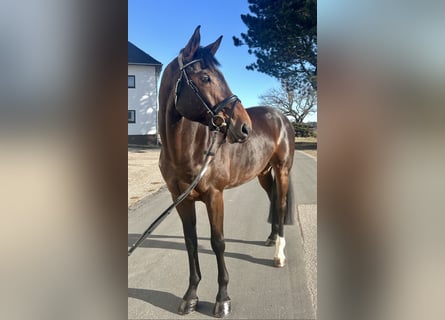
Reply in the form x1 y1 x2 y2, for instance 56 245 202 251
128 0 317 123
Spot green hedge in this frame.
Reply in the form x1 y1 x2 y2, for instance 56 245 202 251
293 122 316 137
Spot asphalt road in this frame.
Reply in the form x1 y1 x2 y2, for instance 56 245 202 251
128 151 317 319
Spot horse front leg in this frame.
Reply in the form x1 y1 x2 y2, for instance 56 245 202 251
177 199 201 315
205 189 231 318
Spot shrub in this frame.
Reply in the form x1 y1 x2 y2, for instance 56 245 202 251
293 122 316 137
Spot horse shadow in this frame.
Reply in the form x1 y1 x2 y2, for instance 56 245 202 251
128 288 215 317
128 234 274 267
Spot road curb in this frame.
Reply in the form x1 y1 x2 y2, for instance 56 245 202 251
297 204 317 318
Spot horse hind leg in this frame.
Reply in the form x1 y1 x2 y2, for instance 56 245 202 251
265 180 280 247
177 200 201 315
257 166 279 246
258 164 273 201
273 232 287 268
271 165 293 268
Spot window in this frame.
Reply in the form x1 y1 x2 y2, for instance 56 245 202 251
128 110 136 123
128 75 135 88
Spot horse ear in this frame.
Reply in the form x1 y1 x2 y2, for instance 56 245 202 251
204 35 223 56
182 25 201 62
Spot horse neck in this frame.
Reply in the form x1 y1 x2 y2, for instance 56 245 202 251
163 114 211 167
158 65 177 146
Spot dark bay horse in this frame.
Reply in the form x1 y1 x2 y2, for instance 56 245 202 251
158 26 295 317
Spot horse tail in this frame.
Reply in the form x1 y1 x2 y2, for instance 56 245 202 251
267 175 296 225
285 175 296 225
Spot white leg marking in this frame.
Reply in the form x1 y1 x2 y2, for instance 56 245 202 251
274 236 286 265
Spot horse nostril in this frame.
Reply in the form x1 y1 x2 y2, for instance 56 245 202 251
241 123 250 136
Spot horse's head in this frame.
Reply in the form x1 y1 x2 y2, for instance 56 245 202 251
172 26 252 143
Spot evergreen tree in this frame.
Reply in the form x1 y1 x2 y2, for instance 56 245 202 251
233 0 317 90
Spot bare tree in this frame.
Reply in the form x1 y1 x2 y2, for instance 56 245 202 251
259 81 317 123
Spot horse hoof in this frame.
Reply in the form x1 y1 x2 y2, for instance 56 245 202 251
213 299 231 318
178 298 198 315
273 257 286 268
265 238 276 246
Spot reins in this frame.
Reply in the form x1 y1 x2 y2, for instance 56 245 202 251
128 130 222 257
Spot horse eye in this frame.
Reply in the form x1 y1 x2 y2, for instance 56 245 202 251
201 75 211 83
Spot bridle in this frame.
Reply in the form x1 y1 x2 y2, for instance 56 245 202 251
174 52 240 130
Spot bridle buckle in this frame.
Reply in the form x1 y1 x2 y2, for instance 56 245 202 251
211 114 227 128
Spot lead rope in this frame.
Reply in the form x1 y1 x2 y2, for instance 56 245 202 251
128 131 222 257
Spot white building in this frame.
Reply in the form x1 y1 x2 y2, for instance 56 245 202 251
128 41 162 145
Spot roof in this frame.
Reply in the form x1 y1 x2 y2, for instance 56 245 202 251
128 41 162 66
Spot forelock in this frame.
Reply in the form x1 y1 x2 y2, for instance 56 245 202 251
195 47 220 70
